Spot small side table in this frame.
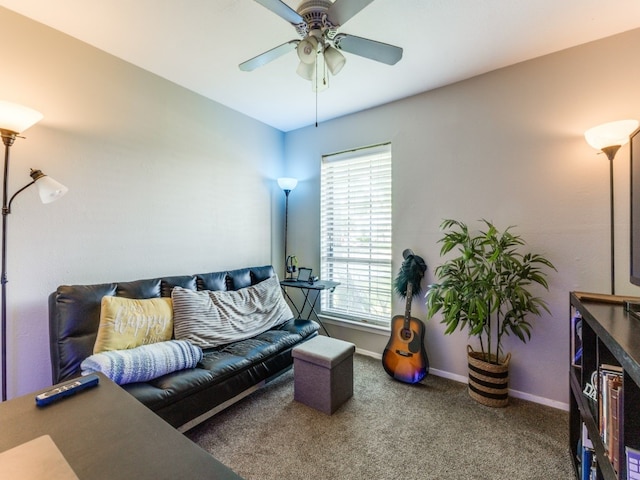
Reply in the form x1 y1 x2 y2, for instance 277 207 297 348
292 336 355 414
280 279 339 336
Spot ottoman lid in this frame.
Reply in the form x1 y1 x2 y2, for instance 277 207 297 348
292 336 355 368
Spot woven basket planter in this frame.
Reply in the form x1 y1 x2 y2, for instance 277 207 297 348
467 346 511 408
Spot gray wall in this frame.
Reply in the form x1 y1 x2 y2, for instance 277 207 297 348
0 8 285 397
283 27 640 407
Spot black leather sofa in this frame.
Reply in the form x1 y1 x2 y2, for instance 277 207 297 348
48 265 319 430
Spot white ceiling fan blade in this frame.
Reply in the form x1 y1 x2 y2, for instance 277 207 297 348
239 40 299 71
333 33 403 65
327 0 375 26
253 0 304 25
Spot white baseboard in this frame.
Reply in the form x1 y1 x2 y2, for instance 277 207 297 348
507 389 569 411
355 349 569 411
355 348 382 359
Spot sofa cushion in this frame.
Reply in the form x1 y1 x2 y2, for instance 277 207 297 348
81 340 202 385
93 296 174 353
172 275 293 348
196 272 228 292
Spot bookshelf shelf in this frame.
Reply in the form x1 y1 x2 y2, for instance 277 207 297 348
570 292 640 480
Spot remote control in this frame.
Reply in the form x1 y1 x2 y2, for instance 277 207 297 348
35 374 99 406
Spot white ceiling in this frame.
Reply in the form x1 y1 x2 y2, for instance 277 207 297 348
2 0 640 132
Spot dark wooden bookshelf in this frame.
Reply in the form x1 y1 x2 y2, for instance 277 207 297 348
570 292 640 480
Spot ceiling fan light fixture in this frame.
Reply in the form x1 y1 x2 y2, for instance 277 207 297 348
296 60 315 80
324 45 346 76
297 35 319 65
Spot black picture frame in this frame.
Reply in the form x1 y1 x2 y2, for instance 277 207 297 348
297 268 312 282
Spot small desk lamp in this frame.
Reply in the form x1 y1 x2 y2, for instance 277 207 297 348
584 119 639 295
0 100 69 401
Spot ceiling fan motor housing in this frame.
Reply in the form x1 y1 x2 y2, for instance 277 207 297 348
295 0 339 39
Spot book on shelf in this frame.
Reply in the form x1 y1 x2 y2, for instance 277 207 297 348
590 458 598 480
598 363 623 476
571 309 583 367
579 423 596 480
583 423 594 450
627 446 640 480
609 376 623 474
581 447 593 480
583 368 598 418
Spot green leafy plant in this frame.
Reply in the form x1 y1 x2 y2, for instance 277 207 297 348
426 219 556 365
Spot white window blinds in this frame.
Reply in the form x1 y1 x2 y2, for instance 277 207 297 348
320 143 392 326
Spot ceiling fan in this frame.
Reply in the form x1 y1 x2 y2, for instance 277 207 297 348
239 0 403 91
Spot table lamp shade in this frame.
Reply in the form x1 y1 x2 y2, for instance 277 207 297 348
34 173 69 204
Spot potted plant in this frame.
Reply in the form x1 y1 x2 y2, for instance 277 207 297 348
425 219 555 407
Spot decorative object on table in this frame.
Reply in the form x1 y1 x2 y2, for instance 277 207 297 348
382 248 428 384
584 119 638 295
0 100 68 402
426 219 555 407
277 177 298 279
239 0 403 93
297 267 312 283
285 255 298 279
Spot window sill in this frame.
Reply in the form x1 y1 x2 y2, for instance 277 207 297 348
318 313 390 336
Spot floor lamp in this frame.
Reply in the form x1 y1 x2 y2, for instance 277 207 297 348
277 177 297 279
584 119 639 295
0 100 69 401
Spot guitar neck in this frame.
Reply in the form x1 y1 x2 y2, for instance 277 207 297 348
404 282 413 328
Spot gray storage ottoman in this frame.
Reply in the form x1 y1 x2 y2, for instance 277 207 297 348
292 336 356 414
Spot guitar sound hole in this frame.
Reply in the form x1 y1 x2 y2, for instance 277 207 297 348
401 329 412 340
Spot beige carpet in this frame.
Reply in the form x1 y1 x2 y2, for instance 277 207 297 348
186 354 574 480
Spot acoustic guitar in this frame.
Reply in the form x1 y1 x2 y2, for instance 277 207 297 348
382 250 429 384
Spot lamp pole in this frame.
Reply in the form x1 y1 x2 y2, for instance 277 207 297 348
277 177 298 279
0 131 35 401
0 138 68 400
1 131 12 402
603 146 620 295
283 187 291 276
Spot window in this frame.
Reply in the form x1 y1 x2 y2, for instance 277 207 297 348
320 143 392 327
